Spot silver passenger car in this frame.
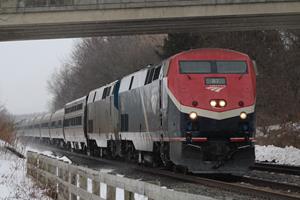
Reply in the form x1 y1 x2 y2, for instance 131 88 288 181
64 96 87 150
49 108 65 142
40 113 52 139
86 81 119 148
26 115 42 138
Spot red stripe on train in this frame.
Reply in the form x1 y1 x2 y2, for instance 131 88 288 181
230 137 255 142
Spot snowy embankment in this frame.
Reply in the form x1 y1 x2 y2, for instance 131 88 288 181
0 141 51 200
255 145 300 166
25 146 72 164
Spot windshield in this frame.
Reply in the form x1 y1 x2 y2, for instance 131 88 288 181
179 61 247 74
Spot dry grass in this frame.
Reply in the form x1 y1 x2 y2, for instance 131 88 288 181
0 105 15 145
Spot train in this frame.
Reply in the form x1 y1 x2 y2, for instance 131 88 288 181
16 48 257 173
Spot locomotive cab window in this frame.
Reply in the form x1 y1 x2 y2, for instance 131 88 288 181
216 61 247 74
179 61 211 74
179 60 247 74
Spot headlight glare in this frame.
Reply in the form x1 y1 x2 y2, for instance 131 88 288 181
219 100 226 107
210 100 217 107
189 112 197 120
240 112 247 119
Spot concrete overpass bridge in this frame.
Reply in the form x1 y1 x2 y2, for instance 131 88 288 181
0 0 299 41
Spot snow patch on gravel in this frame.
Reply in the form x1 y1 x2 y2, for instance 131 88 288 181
26 146 72 164
255 145 300 166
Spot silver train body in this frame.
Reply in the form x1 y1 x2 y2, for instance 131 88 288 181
16 49 256 173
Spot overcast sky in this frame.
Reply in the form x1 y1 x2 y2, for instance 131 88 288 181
0 39 77 115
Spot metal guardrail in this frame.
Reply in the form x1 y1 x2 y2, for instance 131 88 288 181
26 151 214 200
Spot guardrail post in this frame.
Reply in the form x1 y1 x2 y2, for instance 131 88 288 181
59 167 69 200
38 158 47 187
70 172 77 186
92 180 100 196
124 190 134 200
58 182 69 200
69 168 77 200
79 174 87 190
107 185 116 200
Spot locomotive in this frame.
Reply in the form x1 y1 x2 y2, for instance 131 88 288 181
17 48 257 173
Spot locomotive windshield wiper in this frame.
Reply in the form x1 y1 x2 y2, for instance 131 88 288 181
239 73 245 80
186 74 192 80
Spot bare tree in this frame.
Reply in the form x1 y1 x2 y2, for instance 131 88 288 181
48 35 164 111
0 105 14 144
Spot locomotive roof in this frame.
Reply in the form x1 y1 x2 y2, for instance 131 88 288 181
171 48 250 59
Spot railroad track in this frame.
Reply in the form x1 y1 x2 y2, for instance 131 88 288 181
28 143 300 200
139 168 300 200
201 174 300 194
252 162 300 176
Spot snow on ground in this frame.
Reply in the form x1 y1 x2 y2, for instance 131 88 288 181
0 143 52 200
31 148 72 164
255 145 300 166
22 145 72 164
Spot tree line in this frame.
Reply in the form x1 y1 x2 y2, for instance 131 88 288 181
48 35 163 111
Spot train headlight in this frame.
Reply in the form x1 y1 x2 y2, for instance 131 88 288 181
240 112 247 120
189 112 197 120
210 100 217 107
219 100 226 107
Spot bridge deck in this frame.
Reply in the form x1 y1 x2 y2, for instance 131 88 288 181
0 0 299 41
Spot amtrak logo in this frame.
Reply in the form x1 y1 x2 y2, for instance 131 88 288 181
206 85 226 93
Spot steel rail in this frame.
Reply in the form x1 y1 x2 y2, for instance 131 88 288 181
136 168 300 200
252 162 300 176
203 174 300 194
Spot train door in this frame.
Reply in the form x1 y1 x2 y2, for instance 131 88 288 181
160 70 169 136
114 80 120 110
112 81 121 136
